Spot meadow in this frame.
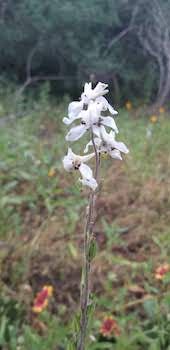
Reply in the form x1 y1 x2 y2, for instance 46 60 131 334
0 87 170 350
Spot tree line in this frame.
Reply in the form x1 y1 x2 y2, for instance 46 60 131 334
0 0 170 105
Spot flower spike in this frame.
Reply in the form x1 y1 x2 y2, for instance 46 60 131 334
62 82 129 349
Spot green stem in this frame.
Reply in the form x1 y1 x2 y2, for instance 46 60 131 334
77 132 100 350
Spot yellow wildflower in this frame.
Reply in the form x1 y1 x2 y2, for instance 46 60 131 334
48 169 55 177
150 115 158 124
159 106 165 114
125 101 132 110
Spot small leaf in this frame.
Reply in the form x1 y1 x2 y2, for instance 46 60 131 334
163 271 170 284
18 171 35 181
1 195 31 207
4 180 18 193
0 315 8 344
163 292 170 308
66 343 75 350
90 342 113 350
88 239 97 261
87 303 95 319
71 314 80 334
143 298 159 319
68 242 78 259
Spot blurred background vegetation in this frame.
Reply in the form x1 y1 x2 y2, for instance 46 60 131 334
1 0 170 349
0 0 170 106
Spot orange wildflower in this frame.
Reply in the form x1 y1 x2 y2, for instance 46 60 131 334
48 169 55 177
100 316 121 338
155 263 170 280
150 115 158 124
159 106 165 114
32 285 53 313
125 101 132 110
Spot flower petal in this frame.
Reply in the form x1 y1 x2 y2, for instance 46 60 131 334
64 110 90 125
63 156 73 172
93 82 109 98
92 125 101 137
79 164 98 191
108 103 118 116
84 137 101 153
84 140 93 153
100 126 129 154
84 82 92 95
97 96 118 115
79 176 98 191
63 117 73 125
68 101 84 118
78 153 95 163
82 82 109 100
109 149 122 160
66 125 87 141
101 117 119 133
79 163 93 178
109 130 116 139
63 148 77 171
67 147 74 156
112 140 129 154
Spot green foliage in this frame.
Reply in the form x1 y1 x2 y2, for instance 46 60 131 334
0 0 168 101
0 294 25 349
22 312 69 350
0 94 170 349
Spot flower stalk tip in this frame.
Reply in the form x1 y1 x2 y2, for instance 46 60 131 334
62 81 129 190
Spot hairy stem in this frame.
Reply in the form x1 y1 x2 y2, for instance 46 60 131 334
77 133 100 350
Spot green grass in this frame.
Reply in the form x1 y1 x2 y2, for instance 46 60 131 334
0 91 170 349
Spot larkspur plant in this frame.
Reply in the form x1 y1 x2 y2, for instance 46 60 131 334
63 82 129 350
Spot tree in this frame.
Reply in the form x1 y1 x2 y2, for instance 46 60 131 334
135 0 170 107
0 0 169 104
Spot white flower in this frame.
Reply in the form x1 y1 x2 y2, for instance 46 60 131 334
62 82 129 191
79 164 98 190
63 148 97 190
63 82 117 126
146 126 152 139
95 96 118 116
63 101 84 125
63 148 94 171
65 102 119 142
81 82 109 100
101 126 129 154
84 126 129 159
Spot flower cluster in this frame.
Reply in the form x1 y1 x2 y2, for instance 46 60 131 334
100 316 121 338
32 285 53 313
63 82 129 190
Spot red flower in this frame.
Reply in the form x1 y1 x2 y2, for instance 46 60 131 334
32 285 53 313
100 316 121 338
155 263 170 280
